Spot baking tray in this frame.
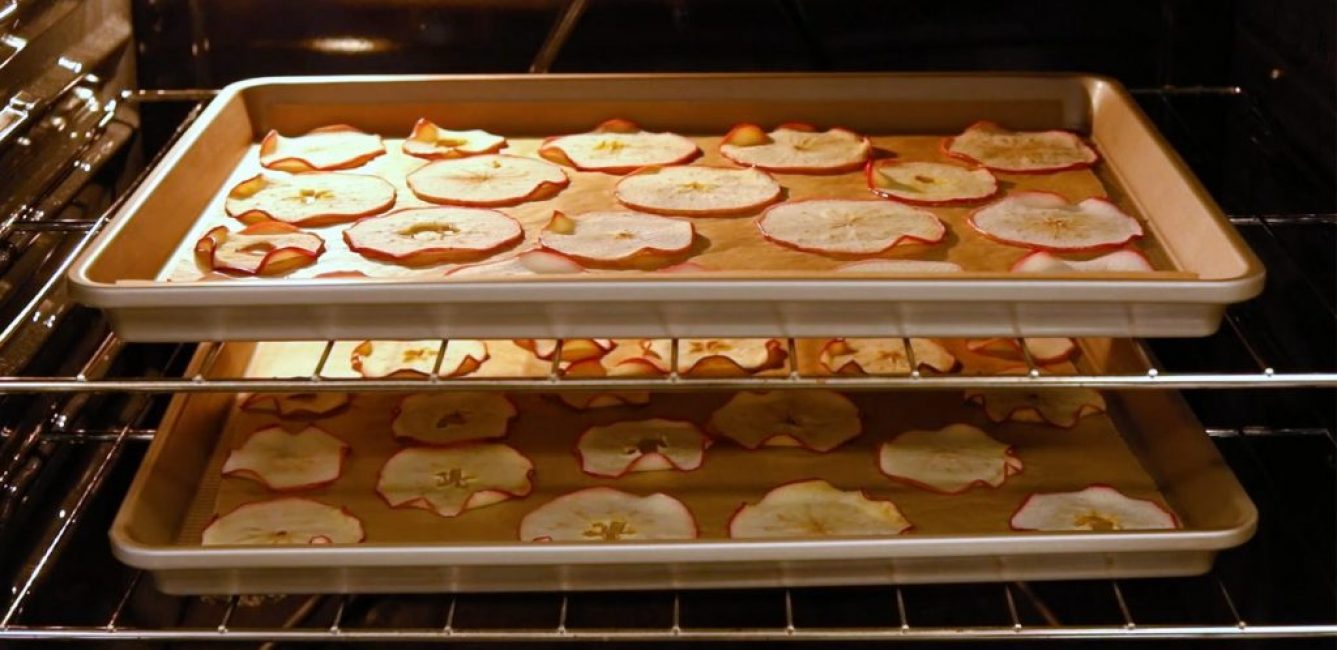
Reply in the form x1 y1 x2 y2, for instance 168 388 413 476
69 73 1264 341
110 339 1256 594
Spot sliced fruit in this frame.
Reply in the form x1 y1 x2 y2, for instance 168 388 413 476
406 154 569 207
819 338 957 375
221 425 349 491
965 388 1107 428
867 160 999 205
707 390 861 452
351 340 488 378
391 392 518 445
877 424 1022 494
519 487 698 542
343 206 523 266
514 338 614 362
836 259 964 273
1009 485 1179 531
965 338 1077 364
538 119 700 173
968 193 1142 251
1011 249 1154 273
557 391 652 410
942 120 1099 174
758 199 945 256
538 210 694 268
446 249 585 278
241 392 351 418
194 222 324 276
728 479 911 539
658 261 713 273
719 123 871 174
224 173 396 227
563 339 672 378
615 165 782 217
576 418 710 478
402 119 506 159
202 497 364 545
678 338 787 377
259 125 386 172
376 443 533 517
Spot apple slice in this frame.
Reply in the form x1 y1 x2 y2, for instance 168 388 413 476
195 222 324 276
1010 485 1179 531
969 193 1143 251
519 487 698 542
344 206 523 267
561 339 673 378
557 391 652 410
758 199 945 256
615 165 782 216
446 249 585 278
538 210 694 268
351 340 488 378
221 425 349 491
942 120 1099 174
877 424 1022 494
224 173 396 227
1011 249 1154 273
202 497 364 545
819 338 957 375
407 154 568 207
402 119 506 160
259 125 385 172
514 338 614 363
965 337 1077 364
707 390 861 452
376 443 534 517
391 392 518 445
836 259 964 273
678 338 787 377
965 388 1107 428
719 123 872 174
867 160 999 205
241 392 351 418
728 479 911 539
576 418 710 478
538 119 700 173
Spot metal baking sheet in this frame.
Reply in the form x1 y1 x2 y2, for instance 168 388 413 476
109 339 1256 594
69 73 1264 341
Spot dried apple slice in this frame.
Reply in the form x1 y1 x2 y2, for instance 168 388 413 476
344 206 523 266
195 222 324 276
519 487 698 542
719 123 871 174
391 392 517 445
969 193 1143 251
1011 249 1154 273
877 424 1022 494
965 388 1107 428
241 392 351 418
1010 485 1179 531
758 199 945 255
538 210 694 268
707 390 861 452
538 119 700 173
562 339 672 378
224 173 396 227
819 338 957 375
259 125 386 172
446 249 585 278
514 338 614 362
221 425 349 491
867 160 999 205
557 391 652 410
202 497 364 545
678 338 787 377
728 479 911 539
576 418 710 478
406 154 569 207
836 259 964 273
402 119 506 160
615 165 782 217
942 120 1099 174
351 340 488 378
376 443 533 517
965 337 1077 364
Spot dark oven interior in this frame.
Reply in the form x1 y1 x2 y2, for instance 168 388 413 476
0 0 1332 647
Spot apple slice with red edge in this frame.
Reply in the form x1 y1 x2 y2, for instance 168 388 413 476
221 425 349 491
392 392 517 445
728 479 911 539
538 119 700 173
758 199 946 256
519 487 698 542
678 338 787 377
719 123 871 174
615 165 782 217
225 173 395 227
259 125 385 172
241 392 351 418
559 339 671 378
965 337 1077 364
195 222 324 276
819 338 957 375
446 249 585 278
707 390 861 452
866 160 999 205
351 340 488 378
942 120 1099 174
575 418 710 478
402 119 506 160
376 443 533 517
965 388 1107 428
539 210 694 269
406 154 568 207
202 497 364 545
515 338 615 362
877 424 1022 494
1009 484 1179 531
557 391 652 410
836 259 964 273
344 206 523 267
1011 249 1154 273
968 192 1142 251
